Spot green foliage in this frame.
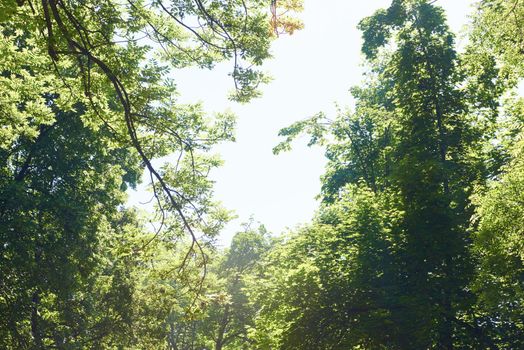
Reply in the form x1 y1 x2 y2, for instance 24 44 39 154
466 1 524 347
0 105 140 347
4 0 524 349
0 0 282 348
249 185 401 349
470 0 524 82
204 224 272 350
266 1 511 348
160 223 271 350
273 77 396 203
472 142 524 348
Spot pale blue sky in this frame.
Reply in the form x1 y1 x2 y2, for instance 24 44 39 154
128 0 474 245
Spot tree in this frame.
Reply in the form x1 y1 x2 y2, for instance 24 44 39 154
163 222 271 350
466 1 524 347
472 129 524 348
469 0 524 82
0 102 141 347
0 0 297 347
207 224 271 350
267 1 496 348
2 0 301 263
360 2 478 347
248 185 400 349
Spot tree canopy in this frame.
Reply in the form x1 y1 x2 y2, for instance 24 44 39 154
2 0 524 349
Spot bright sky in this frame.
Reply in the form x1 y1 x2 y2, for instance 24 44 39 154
128 0 474 246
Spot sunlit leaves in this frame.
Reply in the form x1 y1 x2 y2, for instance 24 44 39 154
0 0 291 347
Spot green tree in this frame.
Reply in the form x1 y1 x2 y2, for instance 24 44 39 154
266 1 496 348
207 224 271 350
0 0 292 347
472 125 524 348
2 0 290 260
164 222 271 350
469 0 524 82
360 2 480 347
0 103 140 347
248 185 400 349
465 2 524 346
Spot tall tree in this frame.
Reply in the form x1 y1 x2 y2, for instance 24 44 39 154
0 0 297 348
265 1 494 348
359 1 479 347
466 1 524 347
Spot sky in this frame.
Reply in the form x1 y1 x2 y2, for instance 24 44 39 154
128 0 475 246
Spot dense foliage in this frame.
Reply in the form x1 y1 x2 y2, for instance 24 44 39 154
1 0 524 349
0 0 287 347
266 0 524 349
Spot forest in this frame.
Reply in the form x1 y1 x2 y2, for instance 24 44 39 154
1 0 524 349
